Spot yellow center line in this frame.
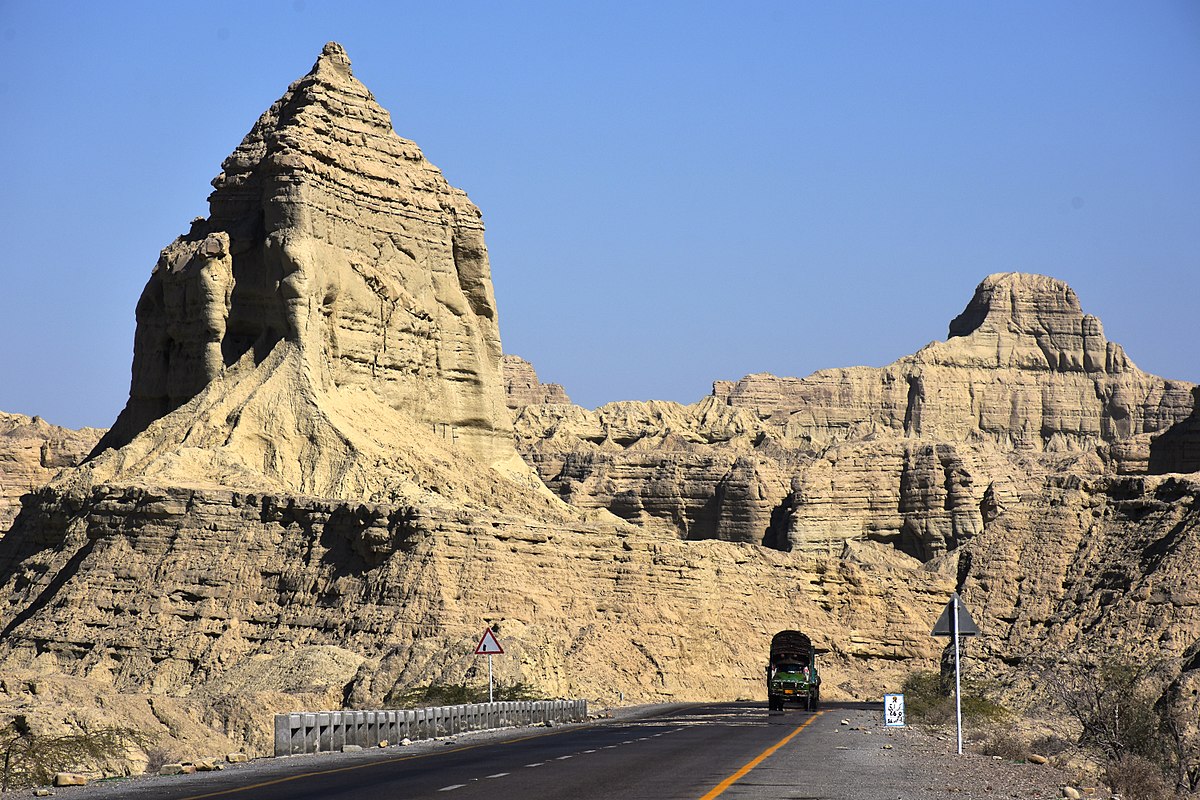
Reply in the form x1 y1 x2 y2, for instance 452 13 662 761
697 710 825 800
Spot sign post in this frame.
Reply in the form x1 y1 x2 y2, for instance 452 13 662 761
931 592 979 755
475 628 504 703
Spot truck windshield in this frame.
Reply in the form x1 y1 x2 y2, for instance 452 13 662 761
777 663 805 673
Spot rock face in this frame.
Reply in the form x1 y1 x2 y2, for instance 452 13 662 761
0 414 102 532
93 42 516 481
948 471 1200 765
514 273 1195 559
0 482 951 757
715 274 1191 455
0 44 950 761
503 355 570 409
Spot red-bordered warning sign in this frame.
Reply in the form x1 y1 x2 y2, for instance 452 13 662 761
475 628 504 655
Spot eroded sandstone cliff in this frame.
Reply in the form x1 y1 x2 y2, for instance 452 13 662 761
0 44 953 765
92 42 519 485
513 273 1195 559
503 355 570 409
0 414 102 531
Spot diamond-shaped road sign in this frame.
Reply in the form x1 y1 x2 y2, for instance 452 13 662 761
932 592 979 637
475 628 504 655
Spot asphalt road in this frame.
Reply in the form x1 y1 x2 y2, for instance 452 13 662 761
63 702 916 800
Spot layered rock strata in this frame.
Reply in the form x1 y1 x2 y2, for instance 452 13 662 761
503 355 570 409
513 274 1195 559
0 414 102 532
948 472 1200 760
93 42 516 477
712 274 1192 458
0 43 953 763
0 482 952 756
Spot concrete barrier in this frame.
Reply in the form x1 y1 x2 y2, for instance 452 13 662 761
274 699 588 757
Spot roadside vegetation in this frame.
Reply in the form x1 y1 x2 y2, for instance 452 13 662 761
383 680 541 708
901 668 1009 727
0 716 146 791
1043 659 1198 800
902 660 1199 800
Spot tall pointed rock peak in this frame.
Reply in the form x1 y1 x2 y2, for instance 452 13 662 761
929 272 1132 373
91 44 516 496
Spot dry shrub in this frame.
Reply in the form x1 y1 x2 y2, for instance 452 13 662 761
1029 733 1071 757
0 719 147 791
979 729 1029 761
901 669 1009 728
142 746 173 775
1104 753 1175 800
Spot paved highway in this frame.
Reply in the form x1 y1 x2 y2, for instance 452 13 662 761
72 703 916 800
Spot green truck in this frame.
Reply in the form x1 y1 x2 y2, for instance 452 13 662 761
766 630 820 711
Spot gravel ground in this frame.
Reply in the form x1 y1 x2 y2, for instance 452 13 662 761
872 715 1112 799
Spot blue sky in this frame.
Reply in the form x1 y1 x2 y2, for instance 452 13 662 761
1 1 1197 429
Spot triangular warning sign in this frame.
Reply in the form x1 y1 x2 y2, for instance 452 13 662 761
932 592 979 637
475 628 504 655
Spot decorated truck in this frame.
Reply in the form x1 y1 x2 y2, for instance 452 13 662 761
766 630 820 711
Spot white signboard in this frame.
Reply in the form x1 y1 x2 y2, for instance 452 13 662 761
884 693 905 727
475 629 504 655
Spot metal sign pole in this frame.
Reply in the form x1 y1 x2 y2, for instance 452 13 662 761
953 593 963 755
489 654 494 704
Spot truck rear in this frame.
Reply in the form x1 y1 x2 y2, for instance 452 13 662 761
767 630 820 711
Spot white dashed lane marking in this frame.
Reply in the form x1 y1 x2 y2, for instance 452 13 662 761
525 762 544 767
487 772 510 778
438 785 466 792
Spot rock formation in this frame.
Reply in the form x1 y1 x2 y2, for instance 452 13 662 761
0 44 950 765
514 273 1195 559
503 355 570 409
0 414 102 532
91 42 520 492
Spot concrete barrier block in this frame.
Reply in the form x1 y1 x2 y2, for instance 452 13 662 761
318 712 331 752
273 714 289 757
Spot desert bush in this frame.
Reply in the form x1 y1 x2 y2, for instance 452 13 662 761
979 729 1029 761
142 746 173 775
0 717 146 791
1042 658 1182 796
1029 733 1071 757
901 669 1009 728
1103 753 1175 800
385 680 540 708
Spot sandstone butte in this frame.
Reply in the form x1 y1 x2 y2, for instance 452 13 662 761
1 42 1198 771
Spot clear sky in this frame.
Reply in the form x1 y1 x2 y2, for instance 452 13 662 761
1 1 1197 430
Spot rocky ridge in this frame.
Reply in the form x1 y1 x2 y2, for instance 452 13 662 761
0 44 950 764
513 273 1194 559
